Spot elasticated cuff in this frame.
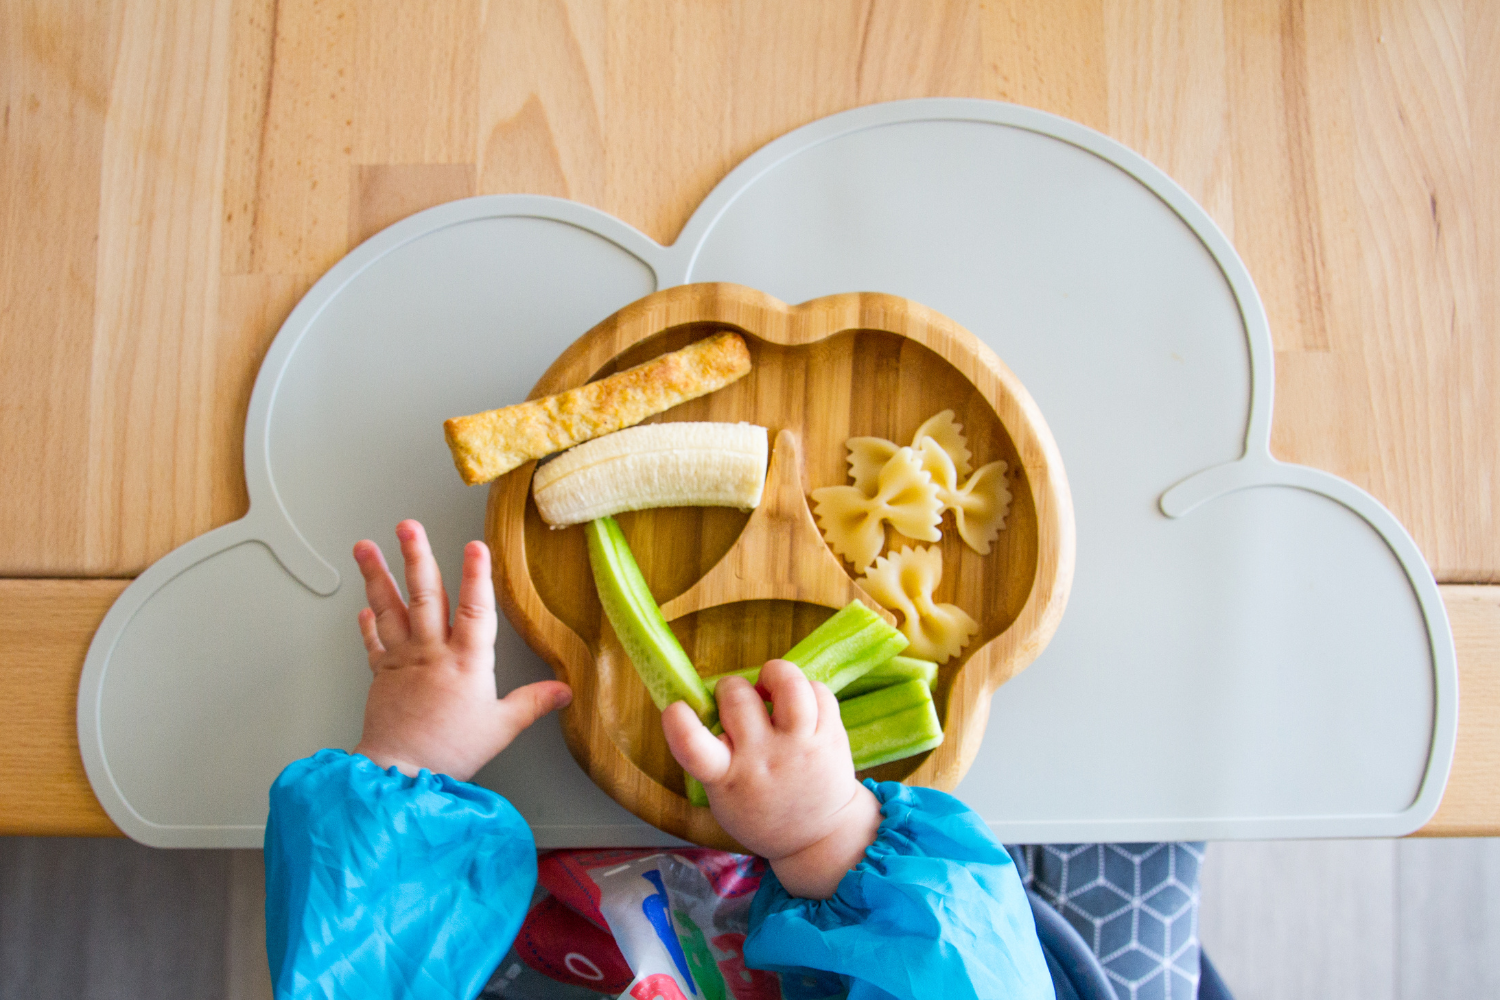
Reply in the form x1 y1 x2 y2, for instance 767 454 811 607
744 779 1054 1000
265 749 536 1000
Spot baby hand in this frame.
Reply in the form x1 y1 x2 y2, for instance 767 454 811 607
662 659 882 899
351 519 571 782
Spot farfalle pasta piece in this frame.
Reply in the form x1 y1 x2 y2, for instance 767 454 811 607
846 437 900 495
858 545 979 664
916 438 1013 555
846 409 972 494
912 410 972 479
812 446 942 573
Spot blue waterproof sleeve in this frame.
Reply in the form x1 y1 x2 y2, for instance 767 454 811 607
744 779 1055 1000
264 749 537 1000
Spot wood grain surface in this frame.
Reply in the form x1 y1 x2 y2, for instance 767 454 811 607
488 284 1073 846
0 580 125 836
1 0 1495 835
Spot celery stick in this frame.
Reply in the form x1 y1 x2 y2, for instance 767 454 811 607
839 679 944 771
836 656 938 699
586 517 715 723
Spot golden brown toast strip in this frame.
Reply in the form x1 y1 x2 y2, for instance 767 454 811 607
443 331 752 485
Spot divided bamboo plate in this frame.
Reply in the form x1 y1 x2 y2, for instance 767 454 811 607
490 282 1074 848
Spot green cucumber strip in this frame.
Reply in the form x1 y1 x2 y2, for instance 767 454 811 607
848 705 944 771
836 656 938 699
701 601 908 697
868 655 939 688
701 665 757 695
783 601 908 692
838 677 931 729
586 517 715 722
840 679 944 770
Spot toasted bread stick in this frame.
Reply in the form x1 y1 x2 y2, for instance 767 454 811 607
443 331 752 485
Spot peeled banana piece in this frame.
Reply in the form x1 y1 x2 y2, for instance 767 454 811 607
532 421 768 527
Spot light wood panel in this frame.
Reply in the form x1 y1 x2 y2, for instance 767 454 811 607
0 579 124 836
2 0 1498 833
1 0 1495 580
1415 586 1500 838
0 0 115 575
0 579 1495 837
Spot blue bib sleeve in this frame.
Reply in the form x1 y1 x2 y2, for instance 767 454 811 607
264 749 537 1000
743 779 1055 1000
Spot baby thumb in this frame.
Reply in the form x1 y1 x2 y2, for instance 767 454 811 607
662 702 731 784
491 680 573 752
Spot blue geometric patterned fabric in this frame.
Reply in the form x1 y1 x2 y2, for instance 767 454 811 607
1014 843 1207 1000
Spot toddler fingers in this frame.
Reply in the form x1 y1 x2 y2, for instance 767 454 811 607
396 520 447 643
492 680 573 751
759 659 817 737
354 539 409 648
812 680 848 743
715 675 771 747
357 608 385 669
662 702 731 785
451 541 498 657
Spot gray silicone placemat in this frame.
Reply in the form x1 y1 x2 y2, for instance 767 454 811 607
79 99 1455 847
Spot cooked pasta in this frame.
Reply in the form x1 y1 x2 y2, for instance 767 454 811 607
845 437 901 495
811 446 942 573
912 410 972 479
839 409 1011 556
916 439 1013 555
858 545 979 663
845 409 972 494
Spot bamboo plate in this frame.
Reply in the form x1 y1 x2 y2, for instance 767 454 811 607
490 282 1074 848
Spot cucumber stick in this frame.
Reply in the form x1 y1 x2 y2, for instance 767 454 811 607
701 601 908 696
784 601 909 692
839 679 944 771
686 676 942 806
836 655 938 699
585 517 715 723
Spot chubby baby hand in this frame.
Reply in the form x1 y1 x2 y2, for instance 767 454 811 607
351 519 571 782
661 659 882 899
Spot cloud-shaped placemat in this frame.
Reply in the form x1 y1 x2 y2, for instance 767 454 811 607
79 100 1454 847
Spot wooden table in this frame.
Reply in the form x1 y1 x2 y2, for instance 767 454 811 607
2 0 1495 837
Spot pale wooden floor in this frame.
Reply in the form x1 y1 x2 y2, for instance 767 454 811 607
1 839 1495 998
1199 839 1500 1000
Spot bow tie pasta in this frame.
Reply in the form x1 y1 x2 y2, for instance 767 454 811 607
916 439 1012 556
811 446 942 573
840 411 1010 555
815 409 1011 664
846 410 974 494
858 546 979 664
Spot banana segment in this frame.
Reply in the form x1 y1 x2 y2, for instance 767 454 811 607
532 422 769 527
